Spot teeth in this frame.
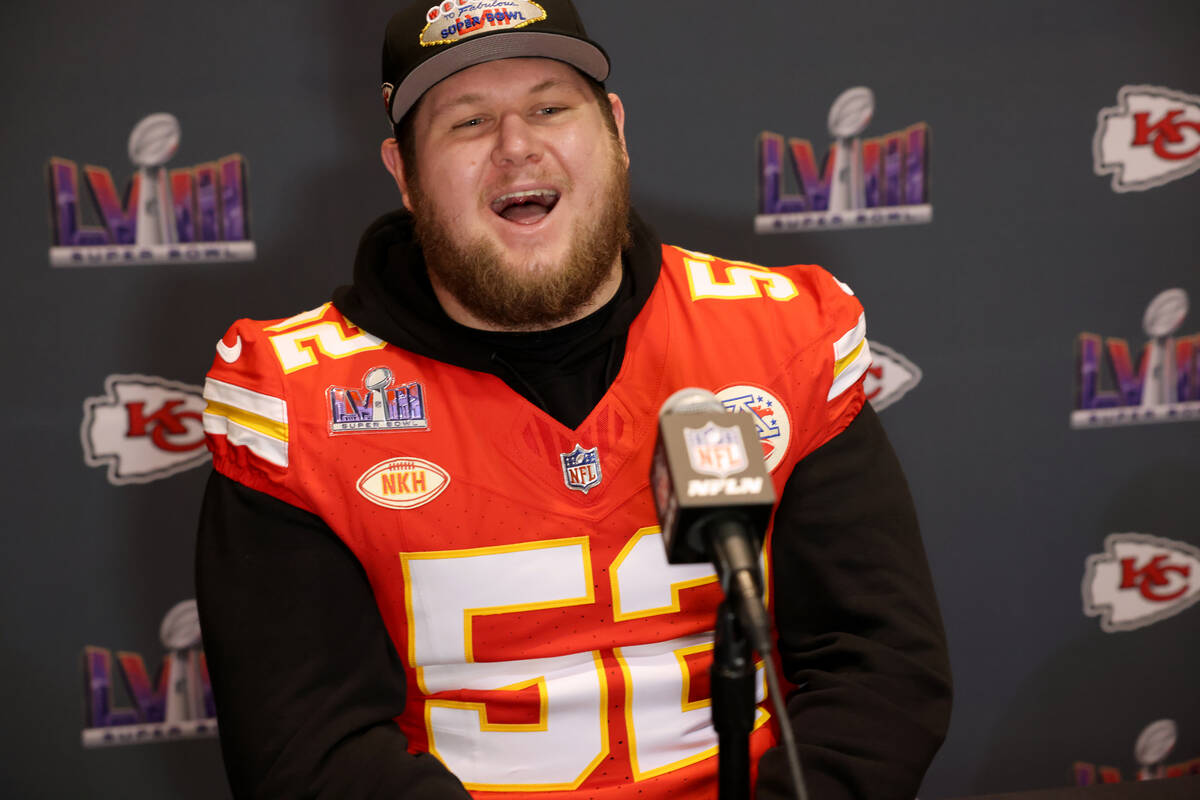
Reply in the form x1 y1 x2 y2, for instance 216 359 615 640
498 190 557 202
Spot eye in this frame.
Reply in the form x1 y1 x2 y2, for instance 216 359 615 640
537 106 567 116
453 116 486 130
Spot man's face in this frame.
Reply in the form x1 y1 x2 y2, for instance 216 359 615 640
391 57 631 330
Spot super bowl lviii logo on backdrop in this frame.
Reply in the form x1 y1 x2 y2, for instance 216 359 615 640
757 87 931 233
82 600 217 747
1083 533 1200 633
1074 720 1200 783
82 374 210 485
47 112 255 267
1094 85 1200 192
1073 289 1199 428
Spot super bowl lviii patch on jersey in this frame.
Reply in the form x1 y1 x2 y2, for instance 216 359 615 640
328 367 429 434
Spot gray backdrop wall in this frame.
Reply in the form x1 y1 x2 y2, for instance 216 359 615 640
3 0 1197 797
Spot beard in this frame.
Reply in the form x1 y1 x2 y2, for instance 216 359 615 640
408 142 631 330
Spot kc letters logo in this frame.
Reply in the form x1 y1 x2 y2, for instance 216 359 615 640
1083 534 1200 633
1094 85 1200 192
863 342 923 412
758 87 931 233
329 367 429 434
82 600 217 748
1073 289 1199 428
82 375 210 485
47 112 255 267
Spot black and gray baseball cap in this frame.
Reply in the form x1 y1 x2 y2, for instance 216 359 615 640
381 0 610 126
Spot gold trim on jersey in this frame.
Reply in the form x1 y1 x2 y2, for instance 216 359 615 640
829 312 871 401
203 400 288 443
610 526 718 621
269 319 387 374
265 302 332 332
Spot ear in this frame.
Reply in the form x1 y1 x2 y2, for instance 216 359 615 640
380 138 414 212
607 92 629 167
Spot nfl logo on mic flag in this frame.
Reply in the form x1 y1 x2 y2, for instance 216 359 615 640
684 421 749 479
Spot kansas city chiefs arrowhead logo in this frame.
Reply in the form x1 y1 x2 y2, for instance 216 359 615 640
81 374 211 485
1083 533 1200 632
863 341 923 411
1094 84 1200 192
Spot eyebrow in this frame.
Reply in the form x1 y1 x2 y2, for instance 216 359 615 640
429 79 579 120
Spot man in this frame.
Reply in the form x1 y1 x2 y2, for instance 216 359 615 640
196 1 952 798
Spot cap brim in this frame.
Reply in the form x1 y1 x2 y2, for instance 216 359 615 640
390 31 610 124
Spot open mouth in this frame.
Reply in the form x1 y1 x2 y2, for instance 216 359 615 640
490 189 561 225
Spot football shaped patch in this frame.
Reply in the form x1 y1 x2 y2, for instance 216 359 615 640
357 457 450 509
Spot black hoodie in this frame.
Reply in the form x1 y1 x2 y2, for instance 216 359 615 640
196 211 952 800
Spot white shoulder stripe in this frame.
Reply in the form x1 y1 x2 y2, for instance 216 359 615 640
829 339 872 402
203 378 287 423
833 313 867 360
829 313 870 402
202 414 289 468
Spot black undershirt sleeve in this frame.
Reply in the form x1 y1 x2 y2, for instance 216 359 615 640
756 403 953 800
195 470 471 800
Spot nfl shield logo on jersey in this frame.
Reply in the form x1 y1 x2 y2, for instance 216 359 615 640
560 444 602 494
684 421 749 479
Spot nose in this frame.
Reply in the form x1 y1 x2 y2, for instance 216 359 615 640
492 112 542 168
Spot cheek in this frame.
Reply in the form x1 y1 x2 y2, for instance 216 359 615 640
426 160 486 216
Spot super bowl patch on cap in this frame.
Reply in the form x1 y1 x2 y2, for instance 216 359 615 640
421 0 548 47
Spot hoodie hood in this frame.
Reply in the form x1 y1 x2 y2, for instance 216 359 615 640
331 208 662 376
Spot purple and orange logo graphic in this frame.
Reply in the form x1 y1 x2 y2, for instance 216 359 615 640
328 367 429 434
1075 720 1200 784
47 112 255 267
1073 289 1199 428
82 600 217 748
757 87 931 233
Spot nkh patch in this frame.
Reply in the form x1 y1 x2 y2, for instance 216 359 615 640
684 421 749 480
328 367 428 434
421 0 547 47
560 444 602 494
357 457 450 510
716 385 791 473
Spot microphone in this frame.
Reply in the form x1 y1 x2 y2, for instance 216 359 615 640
650 387 776 656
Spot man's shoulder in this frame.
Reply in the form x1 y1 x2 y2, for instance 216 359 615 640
657 243 864 338
204 302 386 387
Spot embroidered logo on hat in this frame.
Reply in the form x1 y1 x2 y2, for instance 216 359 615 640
420 0 548 47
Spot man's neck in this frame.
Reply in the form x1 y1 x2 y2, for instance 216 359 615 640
428 255 625 333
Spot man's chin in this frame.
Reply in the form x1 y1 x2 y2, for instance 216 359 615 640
487 215 568 255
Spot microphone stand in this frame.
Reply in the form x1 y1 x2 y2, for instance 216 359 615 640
711 597 756 800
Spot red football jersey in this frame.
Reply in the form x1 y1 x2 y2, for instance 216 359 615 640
203 245 869 798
